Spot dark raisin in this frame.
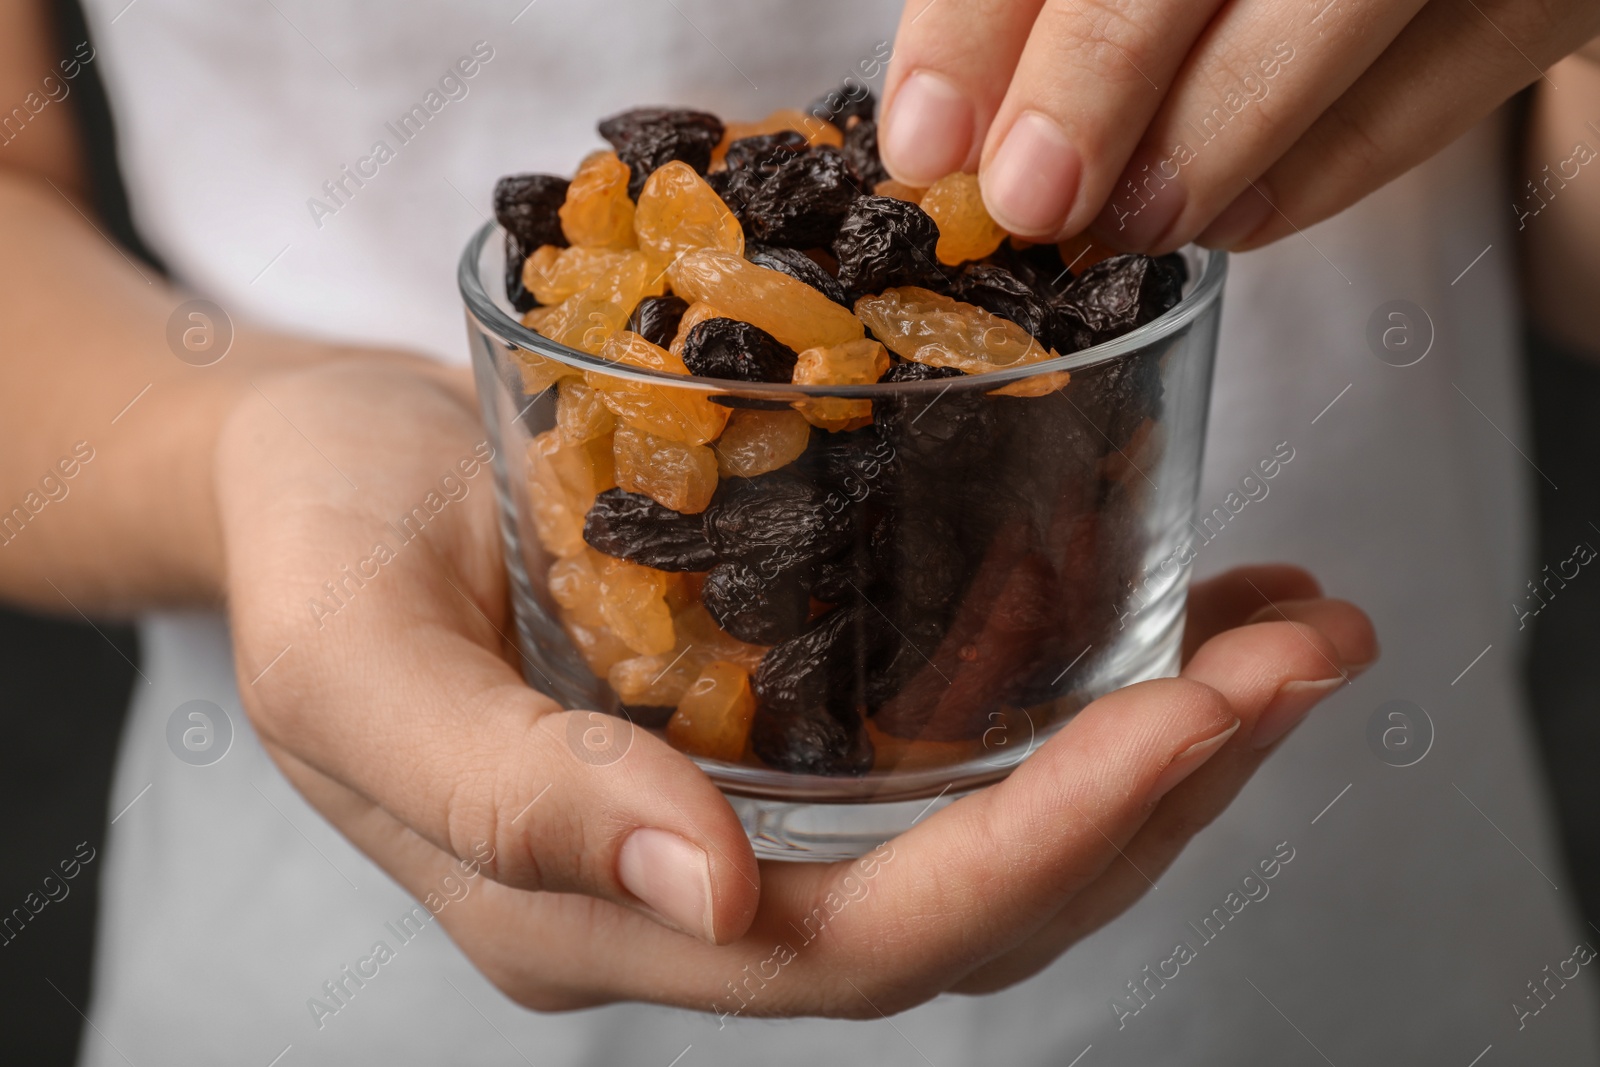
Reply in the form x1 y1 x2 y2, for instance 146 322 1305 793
1066 349 1165 448
701 561 811 644
703 471 853 574
863 615 947 708
583 488 717 571
882 361 965 384
796 426 901 506
722 131 807 174
750 701 874 776
953 264 1052 344
840 118 889 190
681 318 799 383
811 549 876 604
744 243 849 306
619 704 675 729
832 195 944 295
750 606 877 754
597 107 724 198
493 173 570 250
987 240 1071 298
738 146 861 248
876 368 998 466
871 513 967 616
1054 254 1185 343
806 83 877 127
504 233 538 313
627 295 689 349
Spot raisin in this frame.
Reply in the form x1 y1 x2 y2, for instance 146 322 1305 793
744 243 849 306
952 263 1051 343
681 318 799 383
855 287 1057 375
811 549 875 604
722 131 807 174
750 700 874 776
668 660 757 762
989 240 1072 298
872 513 967 616
528 430 616 558
716 110 843 166
583 487 717 571
533 254 656 355
792 339 890 431
863 615 948 708
702 561 811 644
613 422 719 514
840 118 889 190
668 249 865 352
732 145 861 249
882 361 965 384
588 331 729 445
715 408 813 478
633 160 744 269
832 196 944 295
563 617 636 676
795 425 901 507
806 84 877 127
597 107 724 198
875 366 998 466
596 556 677 656
627 295 689 349
1065 349 1165 449
505 233 538 313
548 549 609 628
555 379 616 444
523 245 633 306
1054 253 1185 344
921 173 1007 265
494 173 570 250
750 607 877 772
559 151 637 249
703 470 853 574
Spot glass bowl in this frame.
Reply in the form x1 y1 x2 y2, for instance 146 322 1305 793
460 220 1225 860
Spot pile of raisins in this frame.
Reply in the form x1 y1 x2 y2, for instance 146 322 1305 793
495 86 1188 776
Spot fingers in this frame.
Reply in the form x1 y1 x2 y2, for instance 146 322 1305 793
217 362 759 943
976 0 1226 237
952 596 1373 991
1079 0 1424 251
1212 0 1600 251
1182 563 1322 661
879 0 1046 185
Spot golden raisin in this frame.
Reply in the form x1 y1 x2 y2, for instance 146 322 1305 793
854 287 1059 375
873 179 927 205
523 245 632 305
526 430 615 558
668 660 756 762
989 370 1072 398
613 422 719 514
791 338 890 431
587 332 730 445
668 249 864 353
535 254 661 355
921 172 1007 265
634 161 743 275
513 348 577 396
674 602 768 672
597 555 676 656
563 617 635 676
559 150 637 249
714 408 813 477
556 379 616 444
547 549 609 628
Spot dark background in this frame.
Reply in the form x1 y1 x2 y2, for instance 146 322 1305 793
1 3 1594 1064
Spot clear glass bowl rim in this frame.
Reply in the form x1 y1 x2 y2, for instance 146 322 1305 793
458 220 1228 397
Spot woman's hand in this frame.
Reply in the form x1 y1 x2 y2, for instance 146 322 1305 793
878 0 1600 252
216 358 1374 1014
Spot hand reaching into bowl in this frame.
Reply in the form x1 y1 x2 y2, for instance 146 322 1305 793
879 0 1600 251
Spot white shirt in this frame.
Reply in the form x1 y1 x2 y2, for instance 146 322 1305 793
80 1 1599 1063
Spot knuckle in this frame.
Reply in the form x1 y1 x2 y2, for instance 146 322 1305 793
1043 0 1163 89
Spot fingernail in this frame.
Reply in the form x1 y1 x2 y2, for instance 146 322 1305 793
618 828 715 941
1090 155 1186 252
982 111 1082 237
1151 719 1239 800
1196 182 1275 249
881 71 974 186
1252 677 1344 750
